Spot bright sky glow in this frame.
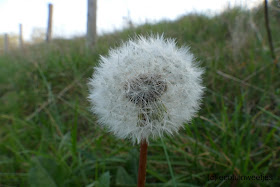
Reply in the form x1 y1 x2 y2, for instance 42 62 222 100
0 0 261 41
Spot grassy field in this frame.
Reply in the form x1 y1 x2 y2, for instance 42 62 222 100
0 4 280 187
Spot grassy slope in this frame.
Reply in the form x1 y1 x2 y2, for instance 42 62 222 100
0 5 280 187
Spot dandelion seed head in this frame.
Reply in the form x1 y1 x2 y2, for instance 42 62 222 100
88 34 204 144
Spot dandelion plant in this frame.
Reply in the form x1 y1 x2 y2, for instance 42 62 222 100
88 34 204 186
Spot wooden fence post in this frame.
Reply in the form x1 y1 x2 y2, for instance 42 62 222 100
4 34 9 53
19 24 23 48
46 3 53 42
86 0 97 49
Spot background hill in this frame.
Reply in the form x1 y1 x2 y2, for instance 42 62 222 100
0 4 279 186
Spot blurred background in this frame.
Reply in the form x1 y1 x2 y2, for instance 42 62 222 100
0 0 261 45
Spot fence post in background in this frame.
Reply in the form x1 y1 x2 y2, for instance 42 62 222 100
86 0 97 49
46 3 53 42
19 24 23 49
4 34 9 53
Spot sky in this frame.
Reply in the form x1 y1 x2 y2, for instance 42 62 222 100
0 0 261 41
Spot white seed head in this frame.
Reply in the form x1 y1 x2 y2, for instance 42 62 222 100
88 34 204 144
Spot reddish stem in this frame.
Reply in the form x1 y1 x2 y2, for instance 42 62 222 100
137 140 148 187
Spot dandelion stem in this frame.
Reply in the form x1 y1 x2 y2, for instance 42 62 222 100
137 140 148 187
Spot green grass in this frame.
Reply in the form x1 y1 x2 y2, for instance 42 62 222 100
1 4 280 187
